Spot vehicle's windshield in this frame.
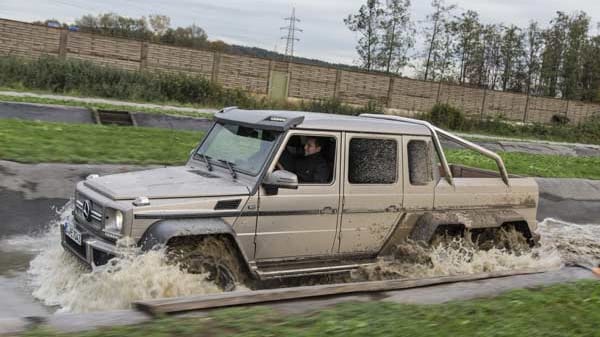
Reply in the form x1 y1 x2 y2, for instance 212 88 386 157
195 123 281 176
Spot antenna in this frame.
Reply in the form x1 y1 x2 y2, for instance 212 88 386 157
280 7 302 59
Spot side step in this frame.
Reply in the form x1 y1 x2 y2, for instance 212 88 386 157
254 262 376 279
96 109 135 126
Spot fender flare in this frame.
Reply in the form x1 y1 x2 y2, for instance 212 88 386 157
138 217 255 276
409 209 527 242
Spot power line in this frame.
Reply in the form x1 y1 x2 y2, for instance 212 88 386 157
280 7 302 59
52 0 100 13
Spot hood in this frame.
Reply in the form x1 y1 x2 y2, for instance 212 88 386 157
84 166 250 200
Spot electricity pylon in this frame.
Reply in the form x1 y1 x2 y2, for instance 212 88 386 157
281 7 302 59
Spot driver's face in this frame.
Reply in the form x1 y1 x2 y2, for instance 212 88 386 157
304 139 321 156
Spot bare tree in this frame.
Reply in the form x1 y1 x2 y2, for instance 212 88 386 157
450 10 481 84
540 12 568 97
561 11 590 99
580 34 600 102
423 0 456 80
377 0 414 73
480 24 503 89
344 0 384 71
524 21 544 95
500 25 524 91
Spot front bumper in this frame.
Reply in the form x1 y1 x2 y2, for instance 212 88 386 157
61 220 121 267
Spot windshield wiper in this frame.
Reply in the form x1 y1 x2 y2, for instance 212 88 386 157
218 159 237 180
194 153 213 171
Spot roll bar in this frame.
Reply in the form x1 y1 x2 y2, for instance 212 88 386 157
359 114 510 186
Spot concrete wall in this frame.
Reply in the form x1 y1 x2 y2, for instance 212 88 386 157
2 18 600 124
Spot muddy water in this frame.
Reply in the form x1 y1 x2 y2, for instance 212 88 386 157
24 202 224 313
1 202 599 314
353 228 563 281
355 218 600 281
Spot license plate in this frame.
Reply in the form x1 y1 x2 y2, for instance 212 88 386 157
64 222 82 246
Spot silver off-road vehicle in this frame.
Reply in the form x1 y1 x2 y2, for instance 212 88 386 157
62 108 539 289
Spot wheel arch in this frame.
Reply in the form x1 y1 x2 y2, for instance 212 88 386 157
138 218 256 278
409 210 531 243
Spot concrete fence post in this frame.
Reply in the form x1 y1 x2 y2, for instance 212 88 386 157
523 92 531 122
266 60 273 97
386 76 394 108
211 52 221 84
333 69 342 99
58 30 69 58
139 42 149 71
435 81 442 104
480 87 488 120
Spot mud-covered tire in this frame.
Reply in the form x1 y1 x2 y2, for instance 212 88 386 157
167 235 247 291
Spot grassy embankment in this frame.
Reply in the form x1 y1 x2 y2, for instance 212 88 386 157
24 280 600 337
0 119 201 165
1 118 599 179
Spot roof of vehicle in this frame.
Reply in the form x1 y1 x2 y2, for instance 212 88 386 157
214 108 431 136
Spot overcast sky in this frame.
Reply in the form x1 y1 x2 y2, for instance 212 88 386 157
2 0 600 66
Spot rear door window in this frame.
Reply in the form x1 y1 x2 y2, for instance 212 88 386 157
348 138 397 184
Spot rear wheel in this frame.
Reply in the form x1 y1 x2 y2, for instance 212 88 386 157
167 235 247 291
430 224 532 252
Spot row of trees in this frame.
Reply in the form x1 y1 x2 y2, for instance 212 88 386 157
35 13 353 70
346 0 600 102
36 13 224 50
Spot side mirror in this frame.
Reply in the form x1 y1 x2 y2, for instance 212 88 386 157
263 170 298 191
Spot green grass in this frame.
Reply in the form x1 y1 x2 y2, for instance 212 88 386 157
446 149 600 179
0 94 215 119
1 118 598 179
24 280 600 337
0 119 202 165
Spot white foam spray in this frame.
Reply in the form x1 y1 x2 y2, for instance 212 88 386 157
26 202 222 313
18 202 600 313
354 218 600 281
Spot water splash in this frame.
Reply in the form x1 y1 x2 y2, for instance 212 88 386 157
21 203 600 313
354 218 600 281
26 203 222 313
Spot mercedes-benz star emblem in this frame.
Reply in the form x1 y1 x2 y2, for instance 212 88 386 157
82 200 92 222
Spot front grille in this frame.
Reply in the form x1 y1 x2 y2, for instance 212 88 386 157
75 192 104 228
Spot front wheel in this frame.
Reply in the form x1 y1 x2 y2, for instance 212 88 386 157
167 235 247 291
